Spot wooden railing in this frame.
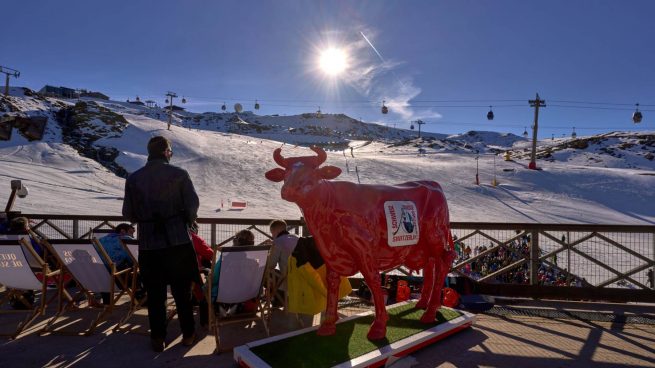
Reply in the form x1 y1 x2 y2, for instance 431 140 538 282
22 214 655 302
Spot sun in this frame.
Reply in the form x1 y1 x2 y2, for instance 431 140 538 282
318 47 348 76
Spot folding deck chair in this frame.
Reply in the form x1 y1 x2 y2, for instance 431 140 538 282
40 238 135 335
207 243 272 353
110 237 147 332
0 238 62 339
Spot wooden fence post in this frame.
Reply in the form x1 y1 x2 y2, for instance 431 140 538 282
73 219 79 239
530 229 540 285
211 223 216 247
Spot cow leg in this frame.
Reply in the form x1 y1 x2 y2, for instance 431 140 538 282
359 266 388 340
317 267 340 336
420 251 454 323
416 257 435 310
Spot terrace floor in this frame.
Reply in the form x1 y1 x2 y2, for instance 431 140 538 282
1 295 654 367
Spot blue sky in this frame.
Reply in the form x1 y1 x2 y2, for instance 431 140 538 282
2 0 654 137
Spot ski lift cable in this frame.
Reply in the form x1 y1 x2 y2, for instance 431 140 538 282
550 99 655 107
548 104 655 111
99 91 655 109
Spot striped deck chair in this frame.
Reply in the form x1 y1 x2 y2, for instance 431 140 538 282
40 239 135 336
0 238 62 339
206 244 272 352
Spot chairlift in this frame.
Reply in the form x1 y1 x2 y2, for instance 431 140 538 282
632 103 642 124
254 100 260 110
316 107 322 118
487 106 494 120
136 96 140 102
523 127 528 138
165 98 169 104
381 100 388 114
410 122 415 130
221 102 226 111
181 96 187 104
571 127 577 139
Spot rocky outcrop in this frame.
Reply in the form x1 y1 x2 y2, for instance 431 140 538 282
56 101 129 177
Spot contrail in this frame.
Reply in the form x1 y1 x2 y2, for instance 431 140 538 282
360 31 385 63
360 31 408 94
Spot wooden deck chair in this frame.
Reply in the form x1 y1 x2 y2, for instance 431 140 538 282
111 237 146 332
207 244 272 353
39 239 135 335
0 234 41 269
0 238 62 339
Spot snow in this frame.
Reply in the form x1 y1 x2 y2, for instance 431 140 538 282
1 92 654 225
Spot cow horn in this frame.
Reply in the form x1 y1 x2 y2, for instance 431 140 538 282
273 148 287 168
310 146 327 166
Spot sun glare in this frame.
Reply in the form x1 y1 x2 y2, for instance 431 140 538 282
319 47 348 76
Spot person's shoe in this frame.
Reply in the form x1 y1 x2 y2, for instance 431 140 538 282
182 333 196 347
151 337 165 352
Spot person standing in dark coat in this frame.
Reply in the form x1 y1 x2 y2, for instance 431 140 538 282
122 136 200 352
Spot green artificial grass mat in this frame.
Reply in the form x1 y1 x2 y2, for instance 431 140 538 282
250 302 462 368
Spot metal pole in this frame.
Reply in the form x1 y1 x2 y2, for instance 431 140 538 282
168 97 173 130
475 155 479 185
528 93 545 170
4 188 17 213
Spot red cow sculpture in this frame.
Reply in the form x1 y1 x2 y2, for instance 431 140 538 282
265 146 456 340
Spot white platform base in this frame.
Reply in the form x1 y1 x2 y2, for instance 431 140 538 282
234 301 476 368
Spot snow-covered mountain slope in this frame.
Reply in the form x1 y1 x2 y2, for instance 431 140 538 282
1 89 654 224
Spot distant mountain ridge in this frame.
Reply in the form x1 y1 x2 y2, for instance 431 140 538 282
2 87 654 177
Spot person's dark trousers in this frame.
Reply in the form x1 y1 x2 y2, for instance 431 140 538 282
139 244 197 341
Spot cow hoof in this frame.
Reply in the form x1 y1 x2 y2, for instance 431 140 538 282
317 324 336 336
420 311 436 323
367 327 386 341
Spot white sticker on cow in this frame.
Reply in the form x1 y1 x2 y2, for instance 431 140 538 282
384 201 420 247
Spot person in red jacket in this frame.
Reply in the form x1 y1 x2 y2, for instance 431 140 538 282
190 222 212 269
189 221 211 327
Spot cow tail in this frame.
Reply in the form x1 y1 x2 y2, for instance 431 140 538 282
446 230 457 265
447 230 454 251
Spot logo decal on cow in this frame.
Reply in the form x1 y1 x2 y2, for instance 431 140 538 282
384 201 420 247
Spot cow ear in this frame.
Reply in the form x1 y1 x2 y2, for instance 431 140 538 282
318 165 341 179
265 168 286 182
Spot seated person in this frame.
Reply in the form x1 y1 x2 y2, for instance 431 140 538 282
6 216 44 259
97 223 136 305
98 223 135 270
210 229 256 315
269 219 298 285
189 221 212 269
268 220 301 303
189 221 212 326
268 220 351 314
